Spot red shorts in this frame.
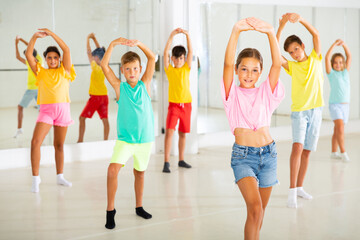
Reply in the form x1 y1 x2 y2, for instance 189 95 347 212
80 95 109 119
166 102 192 133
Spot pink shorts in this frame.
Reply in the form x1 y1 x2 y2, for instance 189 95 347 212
37 103 74 127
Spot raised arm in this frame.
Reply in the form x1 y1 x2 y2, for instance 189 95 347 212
86 33 101 63
182 29 193 68
39 28 72 74
288 13 321 56
247 18 281 92
163 28 181 70
100 38 125 101
325 40 338 74
341 41 352 71
15 36 26 64
135 41 155 93
223 19 254 99
25 32 46 75
276 14 289 70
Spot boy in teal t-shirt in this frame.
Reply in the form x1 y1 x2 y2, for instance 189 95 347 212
101 37 156 229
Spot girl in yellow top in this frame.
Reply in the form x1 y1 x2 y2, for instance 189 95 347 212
26 28 76 193
77 33 109 143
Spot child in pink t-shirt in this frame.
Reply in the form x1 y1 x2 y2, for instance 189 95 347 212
222 18 284 239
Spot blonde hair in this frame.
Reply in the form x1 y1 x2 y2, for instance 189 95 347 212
121 51 141 66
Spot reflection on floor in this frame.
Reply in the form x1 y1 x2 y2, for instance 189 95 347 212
0 102 291 149
0 133 359 239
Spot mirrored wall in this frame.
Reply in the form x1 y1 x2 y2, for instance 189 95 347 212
197 2 360 134
0 0 160 149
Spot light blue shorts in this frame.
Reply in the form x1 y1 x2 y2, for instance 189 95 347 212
291 107 323 151
19 89 38 108
329 103 349 124
231 141 278 188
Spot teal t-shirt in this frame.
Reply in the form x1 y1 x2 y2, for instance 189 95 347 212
327 69 350 104
117 80 154 143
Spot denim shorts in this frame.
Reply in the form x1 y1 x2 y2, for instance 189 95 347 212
231 141 278 188
291 107 322 151
19 89 38 108
329 103 349 123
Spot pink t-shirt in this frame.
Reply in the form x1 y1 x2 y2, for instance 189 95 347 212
221 77 285 134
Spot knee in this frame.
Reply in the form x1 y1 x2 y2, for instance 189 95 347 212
134 170 145 180
178 131 186 138
248 203 264 224
18 105 23 111
107 165 119 179
79 116 85 122
53 142 64 152
292 143 303 153
31 137 42 149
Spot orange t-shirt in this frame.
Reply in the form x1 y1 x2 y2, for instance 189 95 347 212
36 62 76 104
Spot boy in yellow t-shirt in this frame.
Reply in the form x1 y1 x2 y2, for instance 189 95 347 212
163 28 193 173
14 36 43 138
78 33 109 143
277 13 324 208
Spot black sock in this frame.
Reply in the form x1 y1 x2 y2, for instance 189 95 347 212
162 162 170 173
105 209 116 229
178 160 192 168
136 207 152 219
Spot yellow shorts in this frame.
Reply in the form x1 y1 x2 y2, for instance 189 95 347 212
110 140 153 171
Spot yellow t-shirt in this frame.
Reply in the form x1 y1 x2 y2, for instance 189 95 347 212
164 62 192 103
89 61 107 95
285 49 324 112
26 54 43 90
36 62 76 104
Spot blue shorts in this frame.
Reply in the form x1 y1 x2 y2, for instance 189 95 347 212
291 107 322 151
329 103 349 124
231 141 278 188
19 89 38 108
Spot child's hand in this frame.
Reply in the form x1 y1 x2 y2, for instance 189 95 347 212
112 37 129 45
234 19 254 32
247 17 273 34
125 39 140 47
180 29 189 35
335 39 344 46
171 28 182 36
279 14 289 26
15 35 20 43
288 13 300 23
34 31 48 38
88 33 95 39
38 28 53 36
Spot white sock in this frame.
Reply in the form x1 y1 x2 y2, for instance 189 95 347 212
341 152 350 162
57 174 72 187
13 128 23 138
287 188 297 208
297 187 313 200
31 175 41 193
330 152 341 159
